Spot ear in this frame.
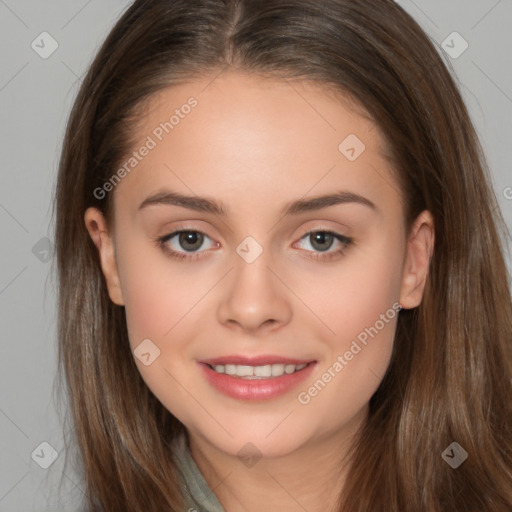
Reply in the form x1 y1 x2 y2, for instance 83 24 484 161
399 210 435 309
84 207 125 306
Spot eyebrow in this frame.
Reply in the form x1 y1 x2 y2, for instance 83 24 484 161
138 189 377 216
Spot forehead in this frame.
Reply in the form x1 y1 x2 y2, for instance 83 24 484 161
133 70 382 150
112 71 400 217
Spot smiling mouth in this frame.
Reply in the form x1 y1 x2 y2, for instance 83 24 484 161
205 362 312 379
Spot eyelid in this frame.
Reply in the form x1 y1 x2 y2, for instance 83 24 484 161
297 228 351 242
297 223 349 237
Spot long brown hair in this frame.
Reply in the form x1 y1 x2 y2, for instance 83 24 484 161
53 0 512 510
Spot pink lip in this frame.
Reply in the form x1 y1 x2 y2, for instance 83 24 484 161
199 354 315 366
198 360 317 401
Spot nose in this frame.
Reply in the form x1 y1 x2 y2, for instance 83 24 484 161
216 248 292 335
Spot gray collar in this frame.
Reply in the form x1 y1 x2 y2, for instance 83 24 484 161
172 433 226 512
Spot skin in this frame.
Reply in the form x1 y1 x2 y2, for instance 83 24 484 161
85 71 434 512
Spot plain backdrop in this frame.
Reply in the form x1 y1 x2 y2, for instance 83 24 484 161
0 1 511 510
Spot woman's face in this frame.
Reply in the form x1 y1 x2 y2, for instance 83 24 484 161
86 71 433 458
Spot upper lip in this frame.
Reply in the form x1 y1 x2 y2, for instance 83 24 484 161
199 355 316 366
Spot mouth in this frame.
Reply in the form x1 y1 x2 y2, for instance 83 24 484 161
198 356 317 401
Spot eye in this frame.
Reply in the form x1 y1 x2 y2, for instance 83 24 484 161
155 228 353 262
156 229 218 261
294 230 353 261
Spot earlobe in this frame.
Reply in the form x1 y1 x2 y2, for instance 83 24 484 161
84 207 125 306
399 210 435 309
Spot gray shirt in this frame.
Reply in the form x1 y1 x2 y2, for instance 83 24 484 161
172 433 227 512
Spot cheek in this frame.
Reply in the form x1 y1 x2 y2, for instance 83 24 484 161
116 243 206 409
116 236 212 347
290 232 404 340
293 285 399 434
290 236 402 410
122 273 174 349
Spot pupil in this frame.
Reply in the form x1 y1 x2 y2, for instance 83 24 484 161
311 232 333 251
180 231 203 251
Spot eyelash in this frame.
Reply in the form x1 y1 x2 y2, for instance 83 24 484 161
154 228 353 262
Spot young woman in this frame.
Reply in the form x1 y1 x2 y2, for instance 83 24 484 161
53 0 512 510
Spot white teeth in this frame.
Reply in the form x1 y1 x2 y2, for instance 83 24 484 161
225 364 236 375
271 363 285 377
236 365 253 377
211 362 309 378
284 364 296 374
254 365 272 377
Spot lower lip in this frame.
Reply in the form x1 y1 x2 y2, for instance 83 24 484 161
198 362 317 401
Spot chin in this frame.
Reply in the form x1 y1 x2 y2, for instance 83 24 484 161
203 428 311 460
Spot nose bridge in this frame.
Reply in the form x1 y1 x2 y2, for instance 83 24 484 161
216 233 292 332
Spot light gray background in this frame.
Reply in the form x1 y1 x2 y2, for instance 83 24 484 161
0 1 511 511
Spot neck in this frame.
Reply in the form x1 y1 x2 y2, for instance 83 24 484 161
187 405 368 512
